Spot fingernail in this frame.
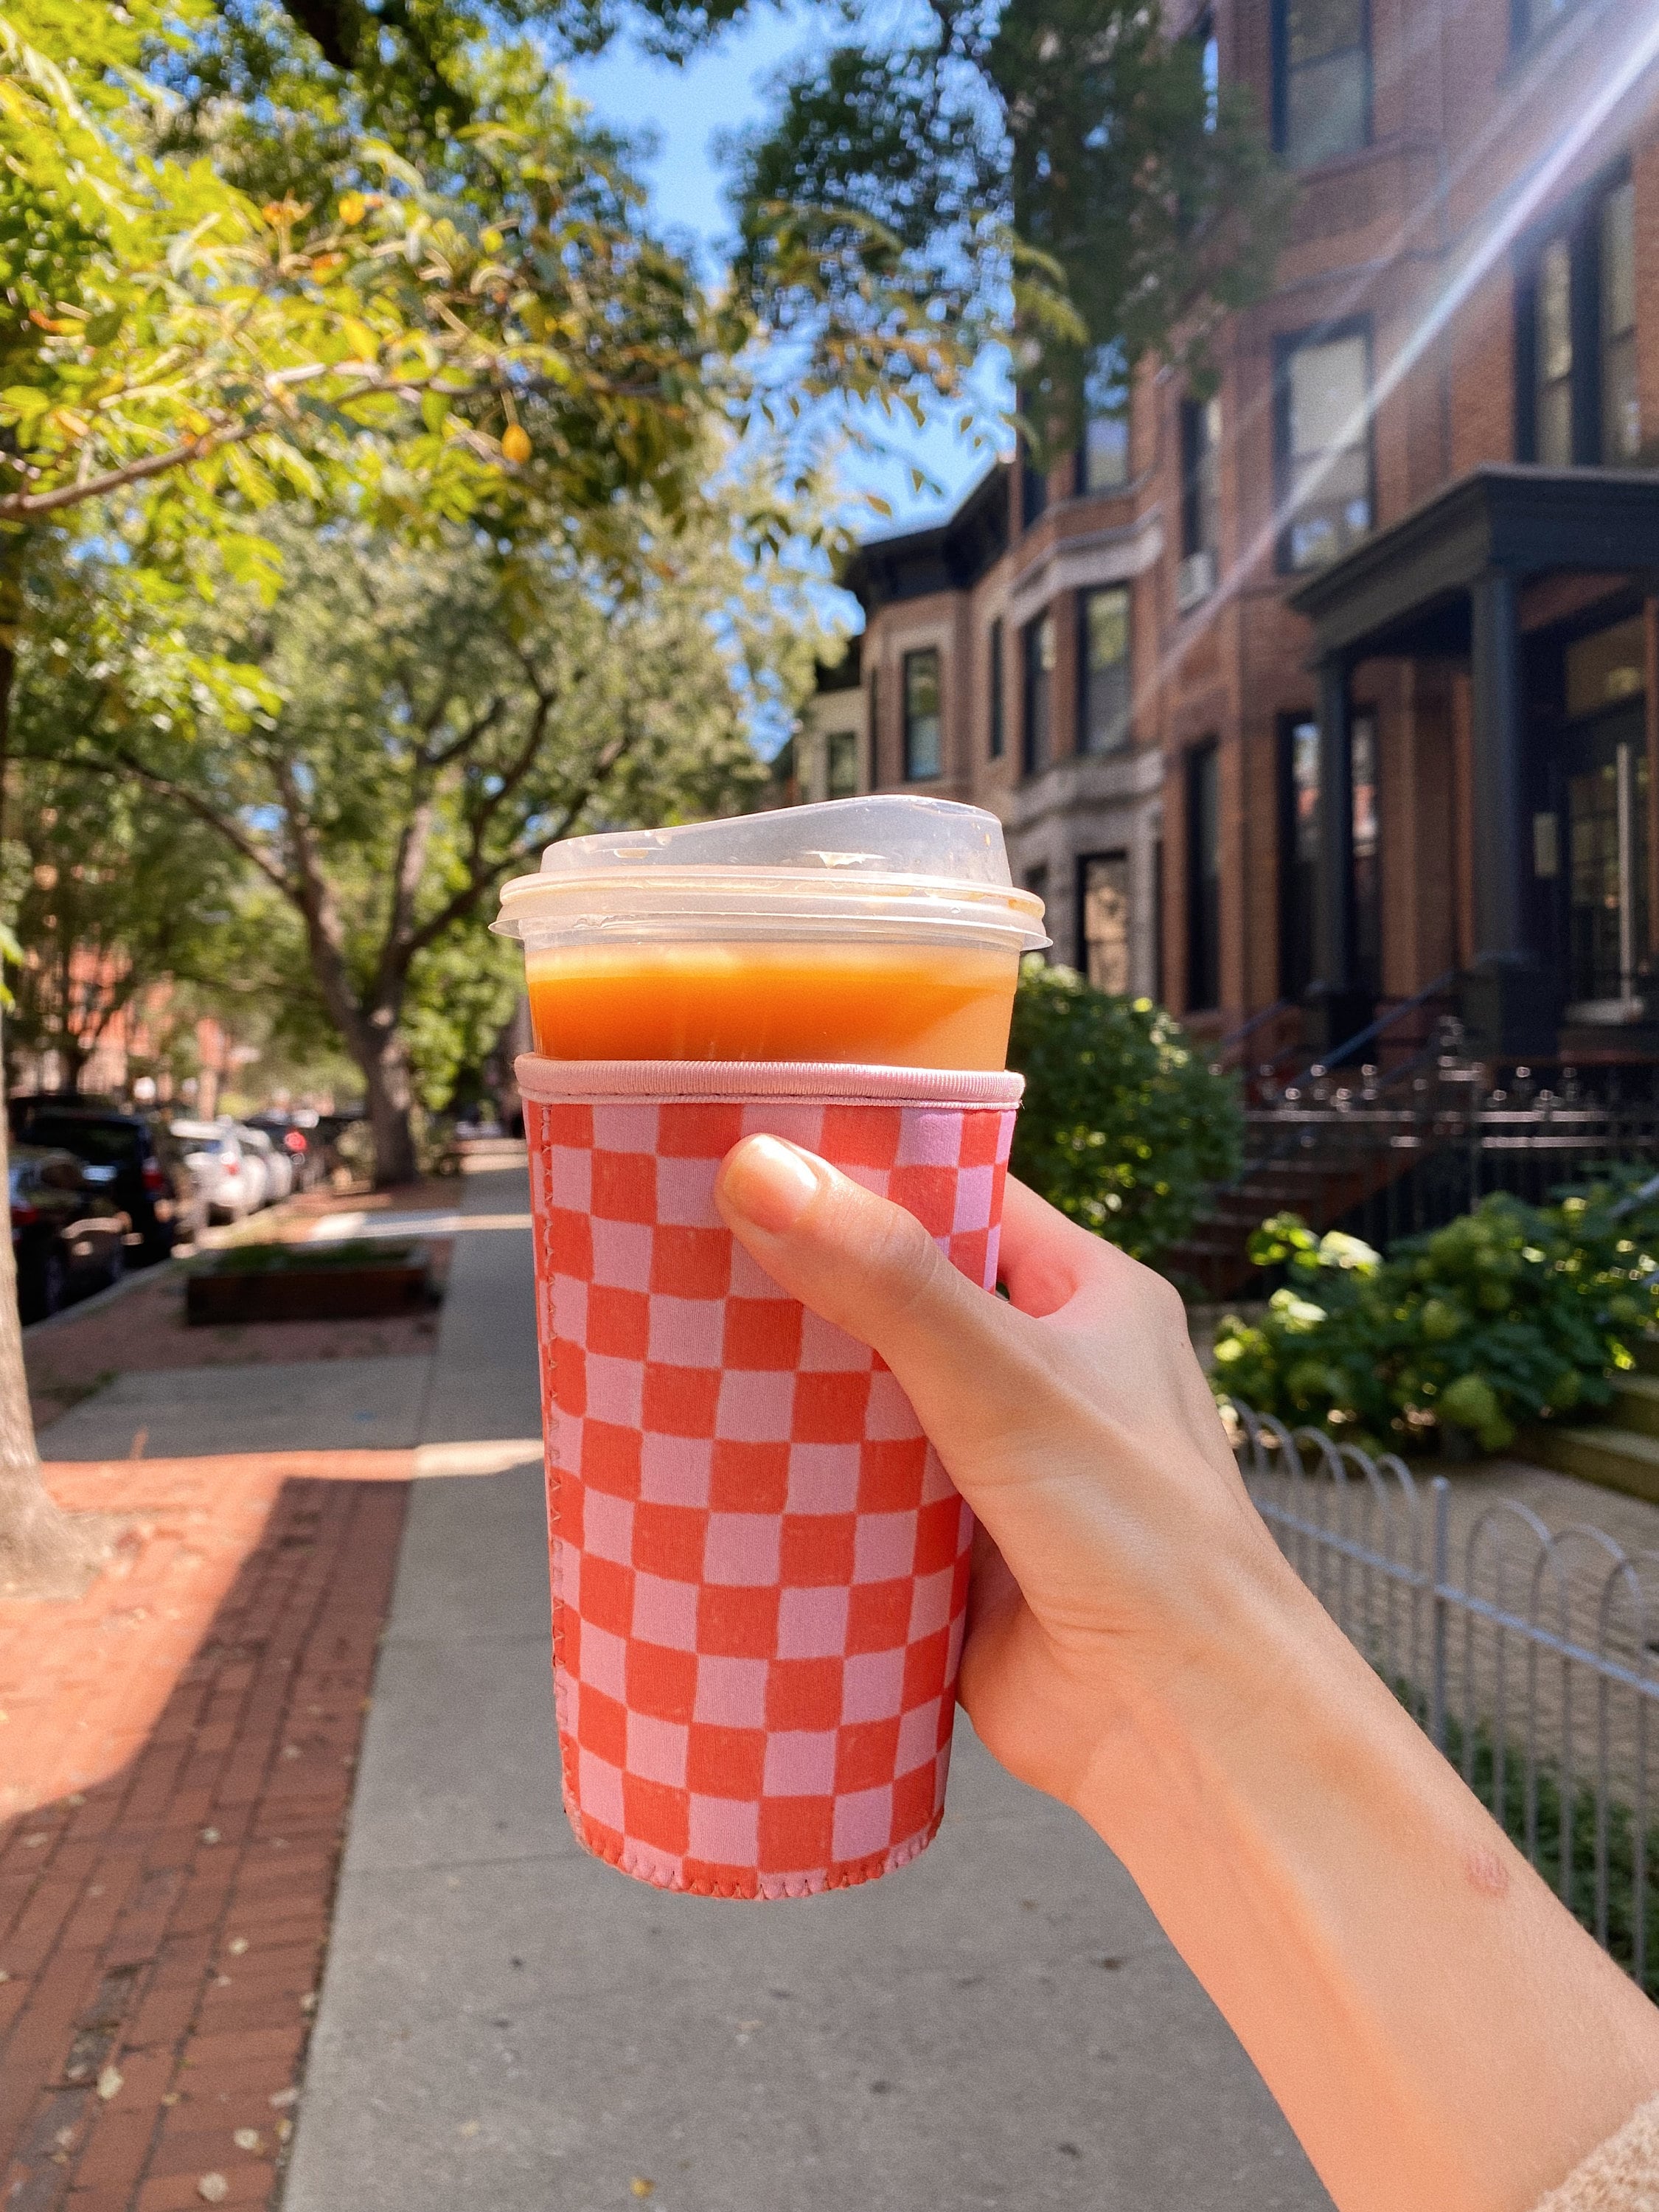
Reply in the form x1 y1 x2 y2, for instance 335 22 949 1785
719 1135 827 1234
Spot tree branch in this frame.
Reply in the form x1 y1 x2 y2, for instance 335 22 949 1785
397 709 644 972
13 747 292 896
0 423 264 521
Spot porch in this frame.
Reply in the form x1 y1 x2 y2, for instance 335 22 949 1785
1287 463 1659 1061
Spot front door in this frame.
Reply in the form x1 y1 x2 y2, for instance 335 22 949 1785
1551 703 1649 1018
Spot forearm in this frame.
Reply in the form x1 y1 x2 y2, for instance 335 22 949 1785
1074 1550 1659 2212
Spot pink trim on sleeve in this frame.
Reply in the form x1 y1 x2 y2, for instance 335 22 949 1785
515 1054 1025 1110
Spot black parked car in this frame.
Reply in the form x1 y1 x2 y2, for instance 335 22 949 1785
7 1098 190 1263
10 1144 129 1321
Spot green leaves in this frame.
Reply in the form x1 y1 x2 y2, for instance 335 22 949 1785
727 0 1293 447
0 1 714 569
1213 1185 1659 1455
1006 958 1244 1264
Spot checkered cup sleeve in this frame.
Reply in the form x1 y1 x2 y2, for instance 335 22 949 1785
516 1056 1023 1900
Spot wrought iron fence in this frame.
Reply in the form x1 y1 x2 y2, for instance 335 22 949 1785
1180 1040 1659 1298
1232 1401 1659 1992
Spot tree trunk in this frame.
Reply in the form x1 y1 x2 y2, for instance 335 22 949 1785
0 1080 114 1595
0 557 114 1592
361 1025 420 1188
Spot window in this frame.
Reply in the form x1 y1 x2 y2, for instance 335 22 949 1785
1021 448 1048 529
1186 742 1222 1010
1179 394 1221 608
1079 586 1132 754
1601 180 1640 465
1352 713 1380 996
827 728 859 799
1278 710 1381 998
1276 326 1374 573
1080 852 1131 995
1080 347 1131 495
1196 10 1220 128
1520 172 1641 467
988 618 1006 759
902 649 942 782
868 667 880 782
1274 0 1370 170
1535 234 1575 467
1279 717 1321 1001
1023 611 1056 776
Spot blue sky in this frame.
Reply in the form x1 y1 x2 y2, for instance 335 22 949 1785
561 10 1011 539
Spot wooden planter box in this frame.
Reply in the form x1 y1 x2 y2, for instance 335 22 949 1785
187 1240 435 1326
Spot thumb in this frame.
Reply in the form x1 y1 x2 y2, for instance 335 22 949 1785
713 1133 1054 1481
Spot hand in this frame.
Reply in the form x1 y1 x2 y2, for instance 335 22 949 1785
714 1133 1659 2212
713 1134 1297 1815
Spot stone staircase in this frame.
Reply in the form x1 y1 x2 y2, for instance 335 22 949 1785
1521 1342 1659 1508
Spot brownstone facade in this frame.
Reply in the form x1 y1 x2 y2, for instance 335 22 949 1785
805 0 1659 1062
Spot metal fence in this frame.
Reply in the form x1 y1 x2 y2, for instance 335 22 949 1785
1182 1067 1659 1299
1231 1401 1659 1992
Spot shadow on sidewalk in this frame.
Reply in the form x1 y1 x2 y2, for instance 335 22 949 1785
0 1456 412 2211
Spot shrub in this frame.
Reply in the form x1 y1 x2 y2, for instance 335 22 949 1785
1212 1185 1659 1453
1007 959 1244 1263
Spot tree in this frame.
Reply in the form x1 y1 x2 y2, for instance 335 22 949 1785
728 0 1292 453
0 0 722 1590
32 469 830 1183
1007 960 1244 1265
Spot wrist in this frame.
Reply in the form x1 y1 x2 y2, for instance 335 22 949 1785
1065 1521 1370 1852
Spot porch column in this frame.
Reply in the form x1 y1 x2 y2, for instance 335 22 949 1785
1468 569 1527 961
1464 568 1551 1052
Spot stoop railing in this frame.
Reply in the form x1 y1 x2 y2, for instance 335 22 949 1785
1231 1401 1659 1993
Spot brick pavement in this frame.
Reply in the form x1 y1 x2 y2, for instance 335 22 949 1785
0 1453 412 2211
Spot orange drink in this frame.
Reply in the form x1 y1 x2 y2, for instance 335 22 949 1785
525 941 1020 1069
495 796 1048 1070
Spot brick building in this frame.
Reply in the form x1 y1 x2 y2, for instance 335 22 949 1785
807 0 1659 1064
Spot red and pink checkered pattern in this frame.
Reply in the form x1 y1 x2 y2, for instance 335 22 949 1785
516 1056 1023 1899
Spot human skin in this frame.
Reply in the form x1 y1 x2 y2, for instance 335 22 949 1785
714 1136 1659 2212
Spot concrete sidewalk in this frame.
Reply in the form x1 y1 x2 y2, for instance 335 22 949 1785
282 1158 1330 2212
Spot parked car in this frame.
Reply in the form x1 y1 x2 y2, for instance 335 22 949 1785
246 1111 324 1192
7 1097 189 1265
237 1124 293 1205
10 1144 130 1321
170 1119 268 1223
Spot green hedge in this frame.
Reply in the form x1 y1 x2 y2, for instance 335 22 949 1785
1007 959 1243 1265
1213 1182 1659 1453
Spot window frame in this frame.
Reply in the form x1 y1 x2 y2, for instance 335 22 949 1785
1077 584 1133 757
988 616 1006 760
1077 849 1133 997
1273 316 1377 576
826 726 859 800
1272 0 1372 171
1022 611 1056 779
900 646 943 783
1180 392 1222 561
1186 739 1222 1012
1514 161 1638 470
1077 346 1133 497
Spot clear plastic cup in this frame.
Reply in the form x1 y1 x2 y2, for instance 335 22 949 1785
491 796 1049 1071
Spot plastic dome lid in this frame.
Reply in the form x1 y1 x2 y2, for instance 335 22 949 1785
493 796 1049 952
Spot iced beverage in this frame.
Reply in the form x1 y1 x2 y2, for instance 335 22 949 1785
494 798 1046 1898
524 941 1020 1068
495 796 1045 1070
